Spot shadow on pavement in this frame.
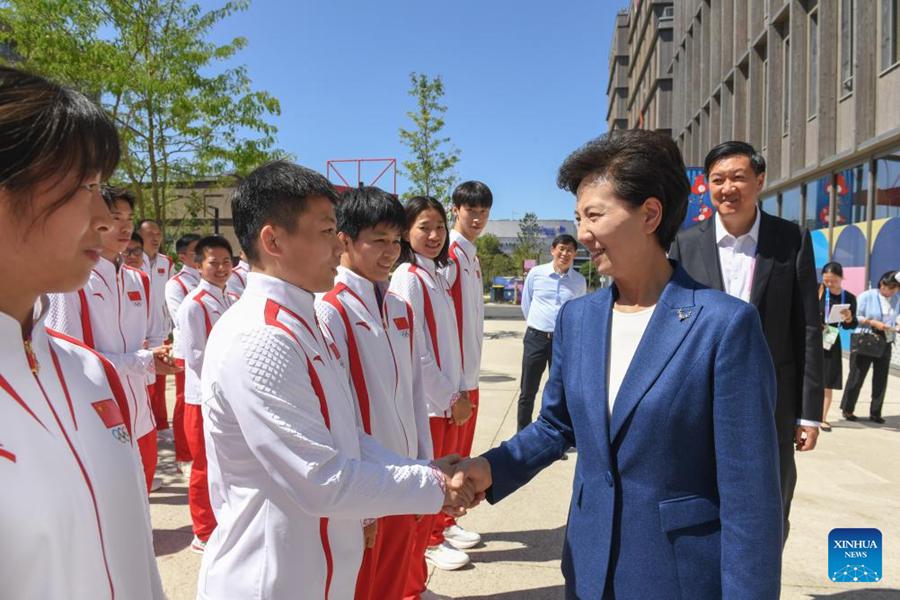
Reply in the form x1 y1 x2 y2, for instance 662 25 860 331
148 487 188 506
808 590 900 599
479 373 516 383
153 524 193 557
484 330 523 340
457 586 565 599
469 526 566 563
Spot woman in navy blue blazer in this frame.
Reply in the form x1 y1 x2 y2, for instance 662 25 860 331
458 130 783 599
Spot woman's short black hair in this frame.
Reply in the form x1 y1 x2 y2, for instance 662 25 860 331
552 233 578 249
232 160 338 263
175 233 202 255
822 262 844 278
0 66 120 221
451 180 493 208
879 270 899 288
337 186 406 240
704 141 767 176
193 235 234 264
557 129 689 250
398 196 450 268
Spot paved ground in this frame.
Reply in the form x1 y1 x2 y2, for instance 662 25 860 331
151 316 900 599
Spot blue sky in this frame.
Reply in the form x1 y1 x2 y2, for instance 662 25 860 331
203 1 624 219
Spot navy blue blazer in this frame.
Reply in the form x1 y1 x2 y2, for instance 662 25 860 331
484 265 783 599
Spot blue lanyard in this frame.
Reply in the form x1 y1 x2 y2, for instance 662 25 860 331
825 289 845 317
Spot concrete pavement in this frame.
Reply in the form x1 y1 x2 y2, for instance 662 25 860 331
150 316 900 599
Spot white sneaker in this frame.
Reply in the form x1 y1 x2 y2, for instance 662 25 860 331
190 536 206 554
149 477 163 492
424 541 469 570
443 524 481 549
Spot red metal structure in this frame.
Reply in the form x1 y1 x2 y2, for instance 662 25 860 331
326 158 397 194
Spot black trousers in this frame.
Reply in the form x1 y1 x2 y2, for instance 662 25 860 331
840 344 893 418
779 442 797 544
517 327 553 431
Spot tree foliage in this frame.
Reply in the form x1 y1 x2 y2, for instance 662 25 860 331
475 233 516 292
398 72 460 207
511 211 543 268
0 0 285 236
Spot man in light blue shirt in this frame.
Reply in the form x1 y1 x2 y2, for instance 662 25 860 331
517 234 587 431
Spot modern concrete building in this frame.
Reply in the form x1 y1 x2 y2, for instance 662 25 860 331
607 0 900 295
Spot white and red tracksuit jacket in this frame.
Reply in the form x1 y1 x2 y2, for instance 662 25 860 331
442 230 485 392
197 272 446 600
165 265 200 360
1 300 164 599
141 252 174 347
226 259 250 299
389 255 465 418
176 279 234 406
316 266 432 461
46 257 157 440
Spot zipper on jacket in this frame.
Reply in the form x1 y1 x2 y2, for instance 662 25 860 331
23 338 40 375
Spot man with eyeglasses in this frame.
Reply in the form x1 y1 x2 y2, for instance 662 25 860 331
125 233 146 269
516 234 586 431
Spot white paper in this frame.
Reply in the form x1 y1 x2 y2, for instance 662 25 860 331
827 303 851 324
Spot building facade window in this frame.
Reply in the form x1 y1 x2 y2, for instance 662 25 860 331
808 6 819 117
883 0 900 71
762 194 779 217
783 35 791 134
782 186 802 225
762 58 769 148
840 0 855 93
875 151 900 219
834 163 870 225
806 175 832 231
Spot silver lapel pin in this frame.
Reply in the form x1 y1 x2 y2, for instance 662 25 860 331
677 308 692 321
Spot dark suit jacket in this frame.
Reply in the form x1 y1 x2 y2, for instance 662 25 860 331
669 211 824 443
485 266 783 599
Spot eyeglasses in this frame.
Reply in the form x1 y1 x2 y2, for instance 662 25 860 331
124 247 144 257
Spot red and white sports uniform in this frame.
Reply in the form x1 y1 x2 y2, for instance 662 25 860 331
440 230 485 533
46 257 159 490
226 259 250 299
176 279 234 542
142 252 175 432
165 264 200 463
316 266 432 600
389 255 465 597
198 272 446 600
1 300 164 599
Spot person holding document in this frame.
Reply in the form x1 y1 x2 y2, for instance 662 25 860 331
818 262 857 431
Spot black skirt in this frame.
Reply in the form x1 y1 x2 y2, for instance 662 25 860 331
824 336 843 390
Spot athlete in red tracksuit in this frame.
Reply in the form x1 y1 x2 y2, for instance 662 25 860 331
390 197 472 597
47 189 179 491
438 181 492 550
175 235 235 553
164 233 201 466
316 188 433 600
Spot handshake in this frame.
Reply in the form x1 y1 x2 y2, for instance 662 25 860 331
430 454 493 517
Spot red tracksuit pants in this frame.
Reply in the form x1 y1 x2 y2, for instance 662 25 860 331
150 375 170 430
184 403 217 541
137 430 158 493
403 415 460 600
172 370 191 462
354 514 418 600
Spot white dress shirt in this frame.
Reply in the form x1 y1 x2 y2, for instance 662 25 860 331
714 208 761 303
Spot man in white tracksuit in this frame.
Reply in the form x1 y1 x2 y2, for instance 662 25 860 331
316 187 432 600
176 235 235 553
47 188 177 491
164 232 201 467
140 219 175 433
197 162 475 600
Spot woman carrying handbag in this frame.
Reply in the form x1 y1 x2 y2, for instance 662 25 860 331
840 271 900 424
818 262 857 431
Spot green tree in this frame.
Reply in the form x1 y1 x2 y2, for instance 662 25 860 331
0 0 284 236
398 72 460 207
475 233 516 293
511 211 543 270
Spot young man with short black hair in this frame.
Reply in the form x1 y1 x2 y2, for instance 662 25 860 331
125 232 146 269
197 162 476 600
316 186 432 600
438 180 493 551
176 235 235 553
227 250 251 298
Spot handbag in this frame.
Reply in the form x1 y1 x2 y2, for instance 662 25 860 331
850 332 886 358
